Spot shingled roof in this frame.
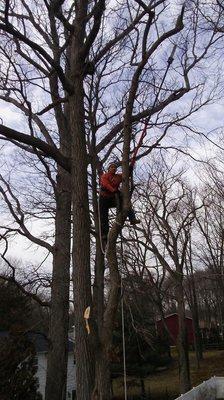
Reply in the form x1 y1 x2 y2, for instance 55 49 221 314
0 331 74 353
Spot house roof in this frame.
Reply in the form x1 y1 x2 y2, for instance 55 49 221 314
165 312 193 320
156 312 193 322
0 331 74 353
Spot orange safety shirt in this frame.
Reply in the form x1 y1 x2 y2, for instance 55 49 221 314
100 172 122 198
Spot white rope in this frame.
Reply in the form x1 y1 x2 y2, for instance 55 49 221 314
120 236 127 400
121 278 127 400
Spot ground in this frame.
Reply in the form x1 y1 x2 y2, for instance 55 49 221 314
112 348 224 399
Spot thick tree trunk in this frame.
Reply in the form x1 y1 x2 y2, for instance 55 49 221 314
97 223 122 399
70 42 95 397
71 90 95 397
45 166 71 400
176 280 191 394
92 347 111 400
187 259 203 363
192 305 203 366
190 280 203 364
91 236 113 400
91 162 105 334
91 160 114 399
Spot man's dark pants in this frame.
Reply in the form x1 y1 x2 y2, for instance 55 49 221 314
99 191 136 237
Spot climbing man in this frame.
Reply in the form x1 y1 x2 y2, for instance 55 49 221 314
98 162 140 240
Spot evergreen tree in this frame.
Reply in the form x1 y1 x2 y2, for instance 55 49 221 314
0 333 42 400
0 281 42 399
0 280 31 332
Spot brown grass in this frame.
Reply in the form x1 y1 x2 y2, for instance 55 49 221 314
112 348 224 399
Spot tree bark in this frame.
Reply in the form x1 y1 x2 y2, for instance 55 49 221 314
92 347 111 400
45 34 72 398
45 166 71 400
176 278 191 394
189 274 203 364
99 222 122 399
71 85 95 397
91 161 105 335
70 25 95 396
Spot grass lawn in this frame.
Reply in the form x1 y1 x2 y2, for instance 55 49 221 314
112 348 224 399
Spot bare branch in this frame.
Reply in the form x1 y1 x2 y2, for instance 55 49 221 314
0 124 71 172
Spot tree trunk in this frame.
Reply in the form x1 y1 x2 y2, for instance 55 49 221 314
91 159 114 399
91 161 105 335
187 259 203 363
45 166 71 400
192 307 203 366
70 56 95 400
71 90 95 397
92 347 111 400
91 238 113 400
97 222 122 399
190 281 203 364
176 279 191 394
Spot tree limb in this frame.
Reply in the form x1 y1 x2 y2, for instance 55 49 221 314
0 124 71 172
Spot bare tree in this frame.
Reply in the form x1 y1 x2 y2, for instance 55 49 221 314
184 236 203 365
0 1 223 399
123 159 200 393
195 158 224 336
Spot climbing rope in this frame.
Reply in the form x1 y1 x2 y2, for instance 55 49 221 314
120 233 127 400
121 278 127 400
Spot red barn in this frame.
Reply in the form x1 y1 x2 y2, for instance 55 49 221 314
156 313 194 346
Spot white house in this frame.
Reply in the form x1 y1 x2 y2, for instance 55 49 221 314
32 332 76 400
